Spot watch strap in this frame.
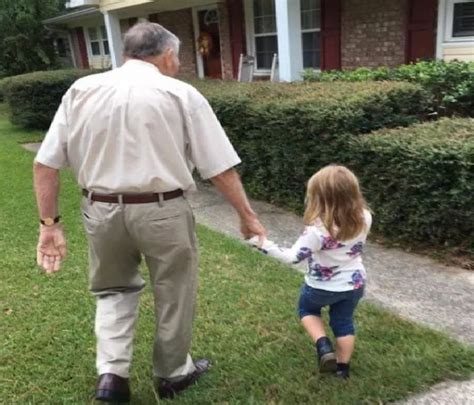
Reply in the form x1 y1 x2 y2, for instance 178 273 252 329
40 216 61 226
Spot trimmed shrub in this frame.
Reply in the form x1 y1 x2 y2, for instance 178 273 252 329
0 82 5 102
194 81 471 249
192 81 431 210
303 60 474 116
349 118 474 249
4 69 97 129
0 76 10 102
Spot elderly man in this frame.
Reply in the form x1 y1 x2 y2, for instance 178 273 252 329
34 22 266 402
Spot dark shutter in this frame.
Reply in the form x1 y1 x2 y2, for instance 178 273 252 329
75 27 89 69
321 0 341 71
227 0 246 78
406 0 437 63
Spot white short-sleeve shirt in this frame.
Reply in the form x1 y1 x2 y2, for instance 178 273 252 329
35 59 241 193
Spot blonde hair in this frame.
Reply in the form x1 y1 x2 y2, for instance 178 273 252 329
304 165 369 241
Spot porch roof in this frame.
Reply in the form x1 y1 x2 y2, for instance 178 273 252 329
42 7 101 25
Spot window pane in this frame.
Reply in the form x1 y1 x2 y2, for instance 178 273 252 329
302 31 321 68
254 0 275 18
301 0 321 30
255 16 277 33
301 0 320 12
255 35 278 69
88 27 98 41
453 2 474 37
254 0 276 33
103 40 110 55
100 25 108 40
91 41 101 56
301 10 321 30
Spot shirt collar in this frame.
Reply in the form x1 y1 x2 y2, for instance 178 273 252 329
121 59 162 74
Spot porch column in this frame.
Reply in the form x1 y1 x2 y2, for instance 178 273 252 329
275 0 303 82
103 10 123 68
436 0 447 60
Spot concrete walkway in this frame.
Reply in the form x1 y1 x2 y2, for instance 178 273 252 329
189 183 474 405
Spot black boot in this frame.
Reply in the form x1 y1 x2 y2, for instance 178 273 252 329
315 337 337 373
336 362 350 379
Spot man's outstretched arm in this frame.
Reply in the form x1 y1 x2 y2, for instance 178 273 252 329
210 168 266 243
33 162 67 273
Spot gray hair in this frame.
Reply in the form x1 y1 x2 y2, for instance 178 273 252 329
123 22 180 59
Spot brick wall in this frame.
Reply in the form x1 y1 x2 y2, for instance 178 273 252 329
150 9 197 79
341 0 408 69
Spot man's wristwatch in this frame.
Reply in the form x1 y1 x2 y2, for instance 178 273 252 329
40 216 61 226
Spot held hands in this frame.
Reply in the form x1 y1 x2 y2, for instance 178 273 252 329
36 224 67 274
246 235 276 253
240 213 267 247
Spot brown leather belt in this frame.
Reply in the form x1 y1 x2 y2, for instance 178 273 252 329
82 189 183 204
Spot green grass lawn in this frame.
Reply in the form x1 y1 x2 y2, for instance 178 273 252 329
1 104 473 404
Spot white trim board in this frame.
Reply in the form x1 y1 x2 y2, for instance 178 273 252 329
437 0 474 60
444 0 474 42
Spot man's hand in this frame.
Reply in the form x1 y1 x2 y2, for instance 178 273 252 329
36 224 67 274
240 213 267 246
210 169 267 245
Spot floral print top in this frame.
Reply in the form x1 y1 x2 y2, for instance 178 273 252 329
252 210 372 292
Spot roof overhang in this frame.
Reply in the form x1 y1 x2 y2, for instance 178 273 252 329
66 0 100 8
42 7 101 25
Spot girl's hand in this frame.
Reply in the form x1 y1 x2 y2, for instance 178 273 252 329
246 235 263 247
246 236 278 254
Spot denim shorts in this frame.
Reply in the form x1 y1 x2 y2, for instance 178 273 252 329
297 284 364 337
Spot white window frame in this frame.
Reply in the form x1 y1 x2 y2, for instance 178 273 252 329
85 25 110 58
444 0 474 42
244 0 278 74
300 0 321 70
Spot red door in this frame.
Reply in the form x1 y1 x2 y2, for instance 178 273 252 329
321 0 341 71
75 27 89 69
227 0 246 78
406 0 437 63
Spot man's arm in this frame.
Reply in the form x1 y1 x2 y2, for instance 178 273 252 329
210 168 266 242
33 162 67 273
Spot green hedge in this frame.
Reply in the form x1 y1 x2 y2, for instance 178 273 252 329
4 69 96 129
349 119 474 249
3 70 431 134
302 60 474 116
194 81 471 249
193 80 431 209
0 77 9 102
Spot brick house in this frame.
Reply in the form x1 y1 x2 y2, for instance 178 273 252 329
44 0 474 81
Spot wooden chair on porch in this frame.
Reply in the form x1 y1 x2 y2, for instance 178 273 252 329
270 53 279 82
237 54 255 82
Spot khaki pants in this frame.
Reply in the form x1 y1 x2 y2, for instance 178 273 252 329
81 196 198 380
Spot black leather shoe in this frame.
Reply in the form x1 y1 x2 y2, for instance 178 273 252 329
155 359 211 399
95 373 131 403
316 337 337 373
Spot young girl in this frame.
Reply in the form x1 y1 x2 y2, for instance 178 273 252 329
249 165 372 379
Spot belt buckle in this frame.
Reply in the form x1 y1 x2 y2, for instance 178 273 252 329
157 192 164 207
87 190 94 205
